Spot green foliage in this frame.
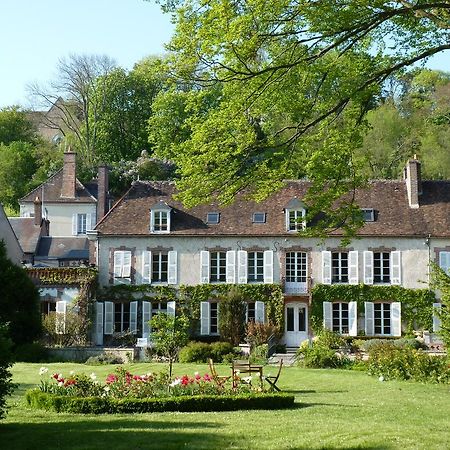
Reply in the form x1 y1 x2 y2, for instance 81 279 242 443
218 287 246 346
367 342 450 383
26 389 294 414
430 262 450 349
178 341 235 363
0 106 37 145
0 242 41 346
249 344 268 365
311 284 435 335
245 321 280 348
85 353 125 365
297 345 345 369
13 342 48 363
150 313 190 377
0 324 15 419
314 329 346 350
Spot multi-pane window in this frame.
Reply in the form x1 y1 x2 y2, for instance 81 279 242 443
332 252 348 283
210 251 226 282
114 302 130 332
288 210 305 231
439 251 450 275
374 303 391 335
332 303 349 334
285 252 307 282
77 213 87 234
41 301 56 315
248 252 264 282
210 302 218 334
374 252 390 283
247 302 256 322
152 211 169 232
152 252 168 282
151 302 167 316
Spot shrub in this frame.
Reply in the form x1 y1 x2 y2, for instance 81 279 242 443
14 342 48 362
0 324 15 419
26 390 295 414
210 341 235 362
85 353 124 365
218 288 246 346
298 345 346 369
249 344 268 364
42 310 90 347
245 321 280 348
314 329 346 349
178 341 237 363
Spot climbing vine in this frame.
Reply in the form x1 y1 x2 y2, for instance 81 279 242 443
311 284 436 335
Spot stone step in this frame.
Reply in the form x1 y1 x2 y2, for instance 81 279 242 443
267 353 297 366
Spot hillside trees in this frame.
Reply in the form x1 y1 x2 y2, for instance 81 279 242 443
150 0 450 236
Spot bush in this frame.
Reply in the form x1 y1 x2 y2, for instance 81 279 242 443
367 343 450 383
298 345 346 369
314 329 346 349
0 324 15 419
218 288 246 346
14 342 48 362
42 310 90 347
178 341 237 363
26 390 295 414
249 344 268 364
246 321 280 348
85 353 125 365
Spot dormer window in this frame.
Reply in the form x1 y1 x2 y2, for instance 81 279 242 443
361 208 375 222
150 201 172 233
207 212 220 224
285 198 306 232
252 212 266 223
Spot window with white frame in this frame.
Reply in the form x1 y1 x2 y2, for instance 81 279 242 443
151 302 168 316
152 252 168 282
332 252 348 283
439 251 450 275
374 303 391 335
77 213 87 235
113 250 132 284
114 302 130 332
332 302 349 334
248 251 264 282
72 212 94 235
210 251 226 282
151 210 169 233
287 209 306 231
247 302 256 322
285 252 307 283
252 212 266 223
374 252 390 283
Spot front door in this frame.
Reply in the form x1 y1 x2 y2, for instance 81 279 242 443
285 302 308 347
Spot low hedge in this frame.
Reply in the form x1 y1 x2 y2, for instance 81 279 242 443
26 390 295 414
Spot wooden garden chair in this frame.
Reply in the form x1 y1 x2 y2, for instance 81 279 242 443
264 359 283 392
208 358 231 388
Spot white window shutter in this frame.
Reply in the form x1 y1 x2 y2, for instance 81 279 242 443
348 301 358 336
365 302 374 336
142 251 151 284
255 301 265 323
200 251 210 284
142 301 152 338
363 251 374 285
129 301 138 334
122 251 132 278
94 302 104 346
86 213 95 231
55 301 67 334
263 250 273 284
391 302 402 337
167 301 176 316
390 251 401 285
238 250 248 284
348 251 359 285
323 302 333 330
168 251 178 285
285 210 290 231
433 303 442 332
200 301 210 335
113 251 123 279
72 213 78 236
226 250 236 284
104 301 114 335
439 252 450 274
322 251 332 284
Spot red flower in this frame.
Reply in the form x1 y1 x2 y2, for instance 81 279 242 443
181 375 190 386
106 374 118 384
203 374 212 382
133 375 142 381
64 379 76 386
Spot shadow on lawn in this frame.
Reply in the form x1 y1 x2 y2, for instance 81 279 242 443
1 419 238 450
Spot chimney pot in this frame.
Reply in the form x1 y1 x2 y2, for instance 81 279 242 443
404 158 422 209
34 196 42 226
61 151 77 198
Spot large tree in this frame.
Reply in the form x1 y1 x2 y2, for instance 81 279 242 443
151 1 450 236
0 107 38 145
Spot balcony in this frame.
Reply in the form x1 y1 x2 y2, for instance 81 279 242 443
281 277 312 296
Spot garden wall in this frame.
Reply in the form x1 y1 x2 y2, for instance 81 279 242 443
47 347 137 362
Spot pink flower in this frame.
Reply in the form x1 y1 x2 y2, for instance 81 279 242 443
203 374 212 382
133 375 142 381
195 373 201 380
181 375 190 386
106 374 118 384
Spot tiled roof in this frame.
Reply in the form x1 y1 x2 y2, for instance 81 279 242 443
20 170 97 204
9 218 42 254
35 237 89 260
95 180 450 238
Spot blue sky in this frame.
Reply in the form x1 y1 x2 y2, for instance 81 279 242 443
0 0 449 109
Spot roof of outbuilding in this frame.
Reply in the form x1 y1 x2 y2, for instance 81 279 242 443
35 237 89 260
95 180 450 238
9 218 42 254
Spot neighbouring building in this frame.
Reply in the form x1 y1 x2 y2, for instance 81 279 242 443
87 158 449 347
0 203 24 265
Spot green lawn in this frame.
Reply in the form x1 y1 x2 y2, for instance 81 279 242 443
1 362 449 449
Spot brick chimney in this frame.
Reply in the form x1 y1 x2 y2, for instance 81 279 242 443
97 164 109 221
403 156 422 209
34 196 42 226
61 150 76 198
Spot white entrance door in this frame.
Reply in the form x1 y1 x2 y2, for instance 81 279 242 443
285 302 308 347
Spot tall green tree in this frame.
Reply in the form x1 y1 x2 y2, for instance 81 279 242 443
0 107 37 145
151 0 450 236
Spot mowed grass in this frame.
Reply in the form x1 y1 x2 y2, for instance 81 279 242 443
1 362 449 450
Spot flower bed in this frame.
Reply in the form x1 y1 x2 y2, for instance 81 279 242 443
26 367 295 414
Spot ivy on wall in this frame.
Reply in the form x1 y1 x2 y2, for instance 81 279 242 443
311 284 436 335
97 284 285 332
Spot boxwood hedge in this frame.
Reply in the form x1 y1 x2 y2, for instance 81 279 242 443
26 390 295 414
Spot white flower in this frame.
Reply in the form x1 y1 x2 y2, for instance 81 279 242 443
378 376 385 382
69 370 75 375
39 367 48 376
58 381 64 387
90 373 97 381
104 386 110 392
194 371 199 376
170 378 182 387
57 373 63 381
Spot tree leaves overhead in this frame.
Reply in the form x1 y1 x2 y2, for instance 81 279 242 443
151 0 450 237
